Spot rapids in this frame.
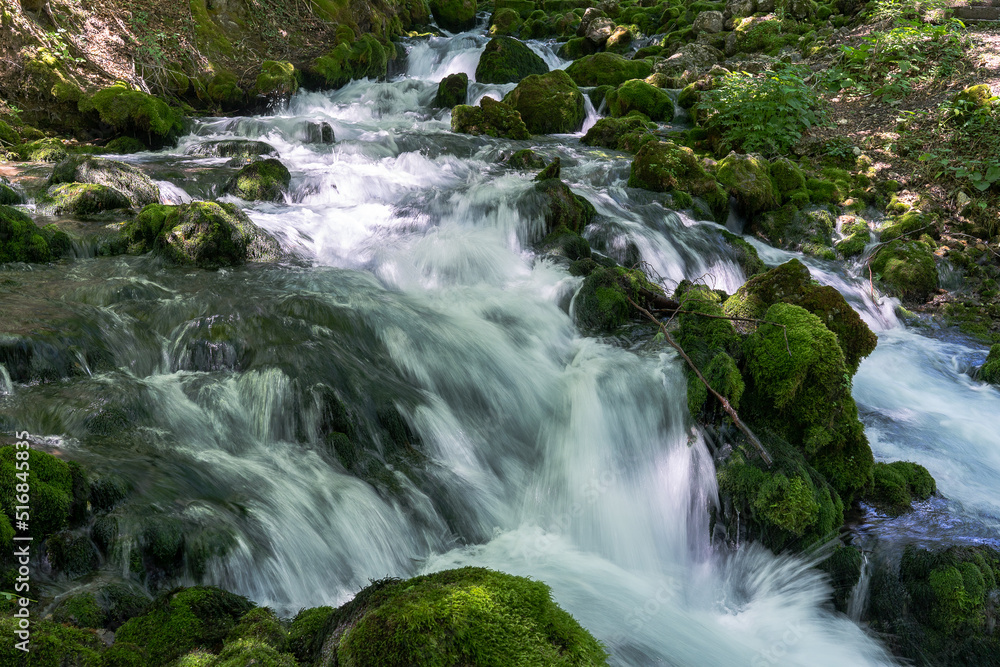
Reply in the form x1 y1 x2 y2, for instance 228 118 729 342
4 23 998 666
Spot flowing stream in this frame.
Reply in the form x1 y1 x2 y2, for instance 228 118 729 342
4 26 999 666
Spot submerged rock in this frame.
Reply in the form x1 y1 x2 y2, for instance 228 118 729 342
50 155 160 208
222 158 291 202
503 69 585 134
475 36 548 84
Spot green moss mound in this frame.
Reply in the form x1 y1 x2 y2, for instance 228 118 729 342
0 205 71 264
452 97 531 139
575 265 663 331
716 152 777 215
324 567 607 667
978 344 1000 384
114 587 255 665
223 158 291 202
0 446 85 540
254 61 299 99
0 616 105 667
503 70 585 135
719 229 766 278
506 148 546 170
105 137 148 154
864 461 935 514
0 179 23 206
13 138 68 163
430 0 478 32
309 34 392 90
534 178 596 235
50 155 160 208
869 240 939 304
476 37 549 84
606 80 674 122
628 141 727 222
580 116 649 151
207 70 246 111
565 52 653 87
45 182 131 215
817 545 864 613
435 73 469 108
0 119 21 146
78 85 184 146
123 201 281 268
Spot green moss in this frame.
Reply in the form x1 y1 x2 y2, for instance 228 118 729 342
214 639 297 667
223 158 291 202
329 567 608 666
286 606 334 664
717 152 777 215
869 240 938 304
53 593 105 629
430 0 478 32
606 80 673 122
45 183 131 215
769 157 807 202
503 69 585 134
0 446 82 539
535 178 595 236
720 229 766 278
50 155 160 208
576 266 663 331
564 52 653 87
0 119 21 146
732 15 786 53
0 180 23 205
864 461 935 514
836 228 870 258
978 344 1000 384
0 205 61 261
806 178 842 204
476 37 549 84
254 61 299 98
435 73 468 108
556 37 594 61
14 138 68 163
628 141 727 222
753 204 834 252
817 545 864 613
506 148 546 170
879 210 934 242
580 116 648 151
0 616 104 667
227 608 286 650
309 34 390 89
78 85 184 146
105 137 147 154
490 8 525 36
206 70 246 110
452 97 531 139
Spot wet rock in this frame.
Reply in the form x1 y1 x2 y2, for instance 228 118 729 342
49 155 160 207
585 17 615 48
0 177 24 205
534 177 596 235
475 37 548 84
46 182 132 215
488 8 524 36
77 84 185 146
869 239 939 304
0 204 71 262
977 344 1000 385
863 461 936 515
223 158 291 202
576 265 665 331
505 148 545 170
104 136 148 154
606 79 674 122
534 157 561 181
184 140 278 160
581 116 651 152
503 69 585 134
628 141 728 222
303 121 335 144
253 60 298 104
429 0 477 32
565 52 653 87
716 152 777 215
451 96 531 139
435 72 469 108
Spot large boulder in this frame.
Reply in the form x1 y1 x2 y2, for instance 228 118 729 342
628 141 728 222
533 178 596 235
223 158 291 202
581 116 651 151
46 183 132 215
655 43 724 80
694 10 725 33
585 17 615 48
869 240 939 304
451 96 531 139
475 37 548 84
435 72 468 108
0 204 71 262
50 155 160 208
607 80 674 122
716 152 777 215
503 69 585 134
565 52 653 87
979 344 1000 385
122 201 282 268
430 0 478 32
0 177 23 205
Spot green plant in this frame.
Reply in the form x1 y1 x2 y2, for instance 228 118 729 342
696 66 826 156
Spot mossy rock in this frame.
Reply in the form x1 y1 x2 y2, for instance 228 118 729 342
185 140 278 160
539 225 591 261
869 240 938 304
533 178 596 236
863 460 935 515
628 140 727 222
977 344 1000 384
222 158 291 202
606 80 673 122
212 639 297 667
716 152 777 215
254 61 299 100
319 567 607 666
476 36 548 84
580 116 649 151
503 69 585 134
575 265 663 331
105 137 148 154
557 36 596 60
0 179 23 205
817 545 864 613
451 97 531 140
206 71 246 111
0 119 22 146
752 204 834 253
435 73 469 108
769 157 807 202
879 210 935 243
0 205 71 263
308 35 391 89
78 85 184 146
0 446 83 540
0 616 105 667
719 229 766 278
489 8 525 36
123 201 281 268
45 530 100 576
506 148 546 170
227 607 286 650
50 155 160 208
114 586 255 665
731 15 785 54
286 606 334 664
430 0 478 32
564 52 653 87
13 138 68 163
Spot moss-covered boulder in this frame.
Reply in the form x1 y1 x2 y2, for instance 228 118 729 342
506 148 546 170
0 205 71 263
503 70 585 135
580 116 651 151
207 70 247 111
817 545 864 613
307 34 392 89
606 80 674 122
716 152 777 215
0 178 23 205
0 446 88 540
123 201 281 268
0 616 105 666
728 15 786 55
489 8 524 36
768 157 808 204
879 210 935 243
565 52 653 87
296 568 606 667
184 140 278 160
254 60 299 102
753 205 835 256
533 177 596 236
576 265 664 331
539 225 591 261
869 240 939 304
50 155 160 208
451 96 531 139
222 158 291 202
476 37 548 84
45 182 132 215
0 119 21 146
868 545 1000 665
105 136 148 154
77 84 184 146
435 73 468 108
113 587 255 665
836 218 871 259
628 141 728 222
430 0 478 32
722 259 876 371
720 229 767 278
977 344 1000 384
13 138 69 163
863 461 935 515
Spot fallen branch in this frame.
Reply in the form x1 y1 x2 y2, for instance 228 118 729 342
627 295 773 467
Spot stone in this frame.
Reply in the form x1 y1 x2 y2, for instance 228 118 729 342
693 11 724 34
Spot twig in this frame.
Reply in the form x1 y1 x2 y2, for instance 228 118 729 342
652 307 793 357
628 296 773 467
